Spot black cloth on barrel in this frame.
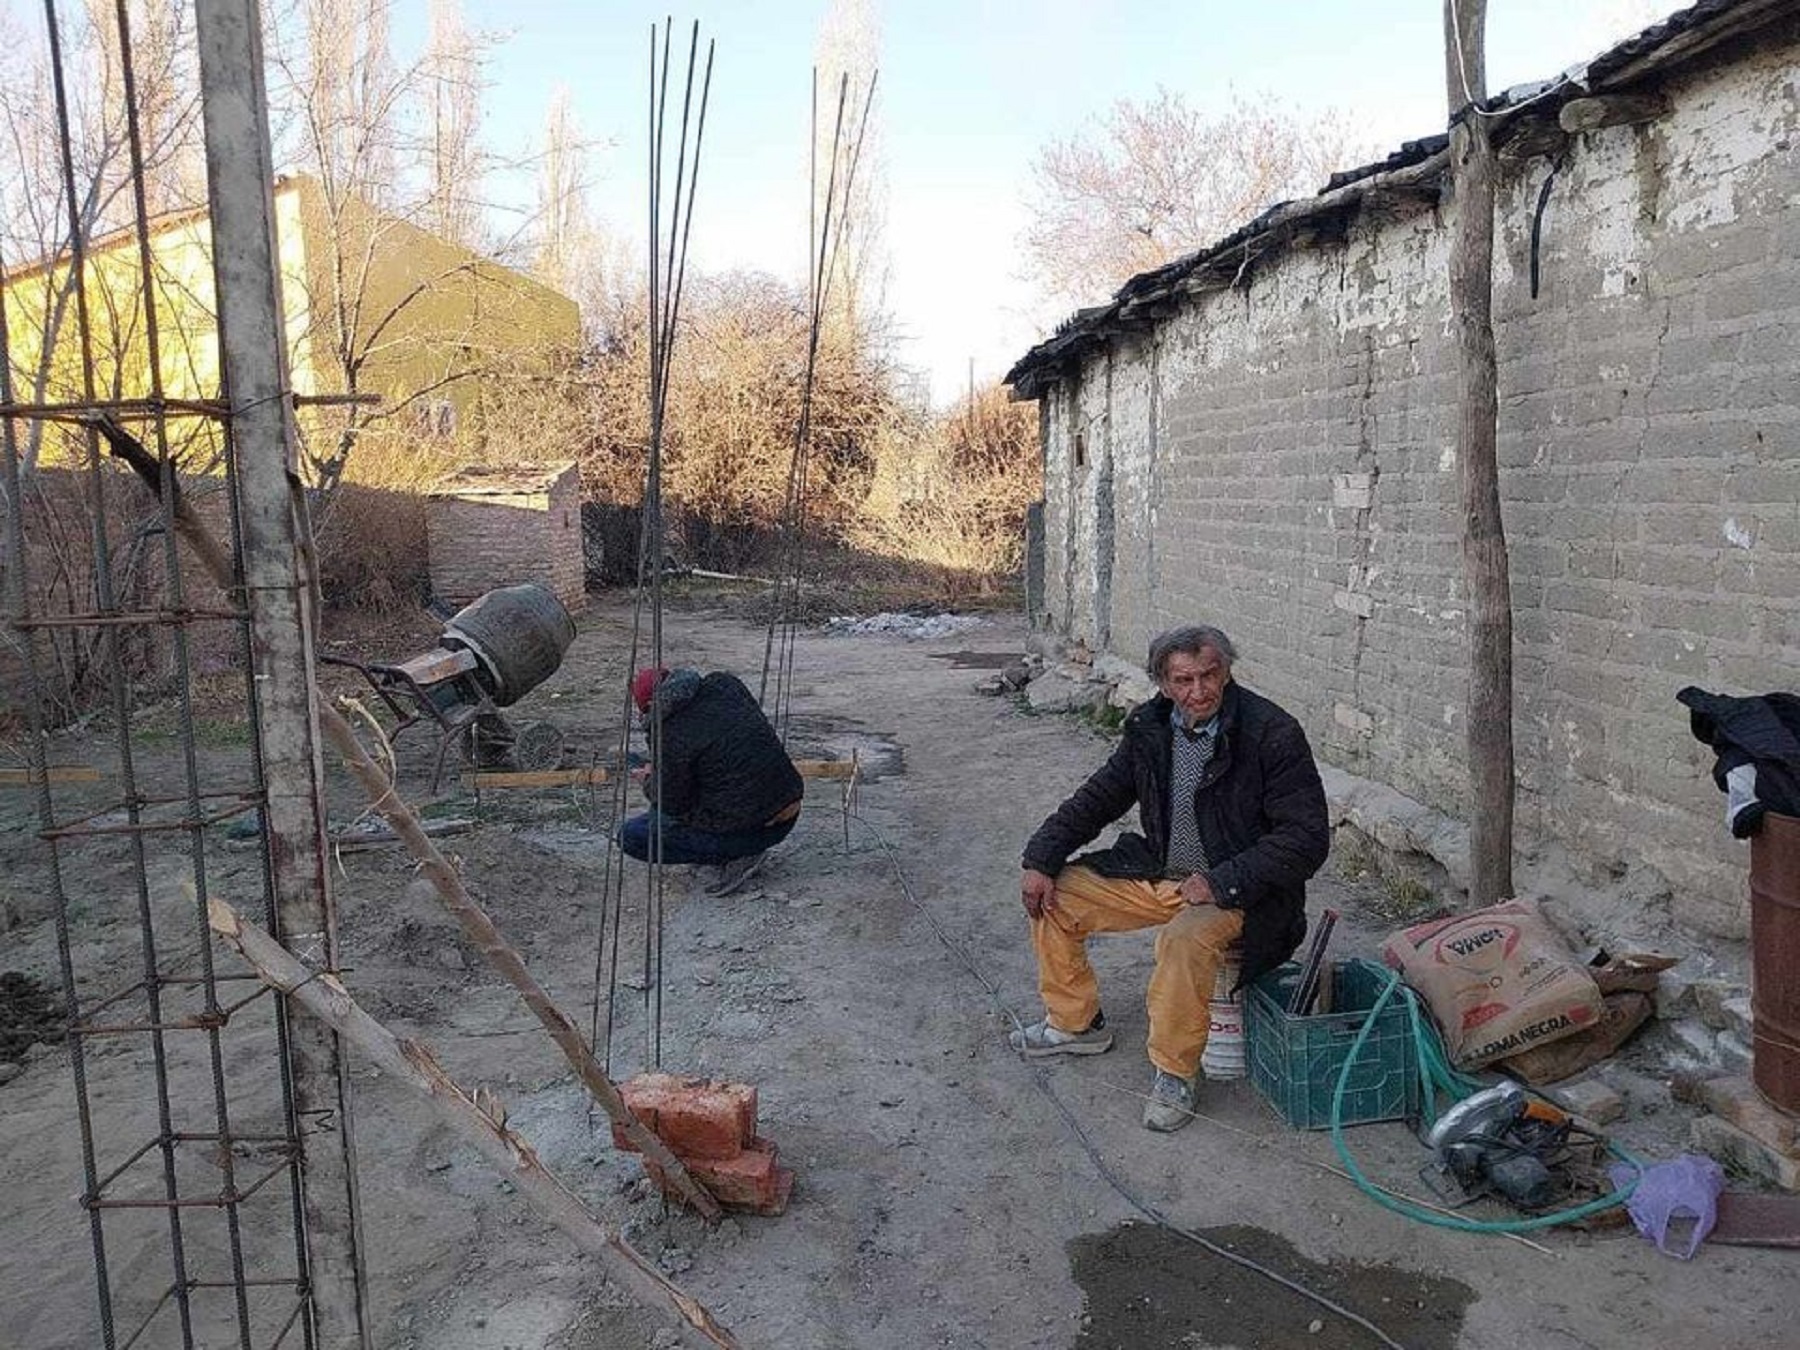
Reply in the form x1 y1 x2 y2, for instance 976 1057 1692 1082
1676 687 1800 837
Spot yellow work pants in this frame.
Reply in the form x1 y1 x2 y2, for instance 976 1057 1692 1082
1031 864 1245 1079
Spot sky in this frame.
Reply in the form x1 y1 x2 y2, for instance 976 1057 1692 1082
397 0 1672 405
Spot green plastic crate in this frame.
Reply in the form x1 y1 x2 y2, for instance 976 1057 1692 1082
1244 958 1419 1130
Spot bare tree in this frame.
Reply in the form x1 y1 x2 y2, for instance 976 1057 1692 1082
264 0 536 511
530 83 630 342
812 0 887 347
420 0 488 251
0 0 204 479
1023 87 1364 309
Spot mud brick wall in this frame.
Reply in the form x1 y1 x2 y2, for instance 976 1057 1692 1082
426 464 584 610
1036 43 1800 939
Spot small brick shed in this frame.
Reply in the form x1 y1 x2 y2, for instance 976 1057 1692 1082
426 462 584 610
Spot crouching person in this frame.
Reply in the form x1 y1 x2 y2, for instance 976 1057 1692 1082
620 667 804 895
1013 625 1329 1131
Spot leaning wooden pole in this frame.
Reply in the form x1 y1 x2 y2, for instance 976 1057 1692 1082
1444 0 1515 905
207 898 741 1350
97 424 723 1222
313 701 725 1219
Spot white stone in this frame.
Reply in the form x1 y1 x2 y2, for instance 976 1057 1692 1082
1546 1077 1624 1125
1716 1031 1754 1075
1332 473 1374 510
1110 672 1159 710
1668 1019 1720 1063
1721 995 1754 1042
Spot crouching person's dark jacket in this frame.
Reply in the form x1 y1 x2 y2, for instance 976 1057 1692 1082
1022 681 1330 990
646 670 804 832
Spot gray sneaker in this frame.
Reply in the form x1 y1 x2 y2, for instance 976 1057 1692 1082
1143 1070 1196 1132
1008 1012 1113 1058
704 852 766 897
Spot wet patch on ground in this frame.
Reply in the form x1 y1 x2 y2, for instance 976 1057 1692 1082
781 714 905 780
925 649 1020 669
1069 1220 1473 1350
0 971 65 1061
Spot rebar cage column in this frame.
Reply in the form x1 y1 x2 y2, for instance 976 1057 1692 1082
193 0 371 1344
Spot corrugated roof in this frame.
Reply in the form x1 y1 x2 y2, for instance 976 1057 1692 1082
1006 0 1793 398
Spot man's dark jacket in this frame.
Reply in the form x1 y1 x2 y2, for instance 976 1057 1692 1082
646 670 803 833
1022 681 1330 989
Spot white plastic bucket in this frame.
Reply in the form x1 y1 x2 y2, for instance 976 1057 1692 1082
1202 953 1246 1081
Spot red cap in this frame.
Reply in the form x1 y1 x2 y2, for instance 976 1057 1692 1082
631 667 668 713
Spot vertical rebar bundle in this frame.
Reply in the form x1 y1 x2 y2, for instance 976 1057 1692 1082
758 65 878 741
590 18 713 1078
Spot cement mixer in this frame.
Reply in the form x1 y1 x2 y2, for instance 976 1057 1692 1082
321 583 577 789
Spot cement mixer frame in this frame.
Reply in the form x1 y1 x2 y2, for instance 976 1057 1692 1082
319 647 566 792
319 583 577 791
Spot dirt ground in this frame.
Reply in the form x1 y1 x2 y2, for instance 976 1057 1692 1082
1 595 1792 1349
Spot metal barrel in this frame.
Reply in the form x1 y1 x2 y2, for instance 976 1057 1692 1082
442 584 576 707
1749 811 1800 1113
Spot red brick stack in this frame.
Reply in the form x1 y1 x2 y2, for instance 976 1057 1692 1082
611 1072 793 1215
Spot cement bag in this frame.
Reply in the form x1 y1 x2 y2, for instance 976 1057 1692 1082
1382 899 1605 1069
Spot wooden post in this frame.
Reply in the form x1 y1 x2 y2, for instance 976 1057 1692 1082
207 898 741 1350
192 1 369 1342
1443 0 1515 907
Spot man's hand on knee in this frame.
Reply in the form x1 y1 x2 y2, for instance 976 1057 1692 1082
1177 873 1216 907
1021 867 1058 918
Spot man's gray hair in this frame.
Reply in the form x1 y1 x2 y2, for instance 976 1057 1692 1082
1146 625 1237 680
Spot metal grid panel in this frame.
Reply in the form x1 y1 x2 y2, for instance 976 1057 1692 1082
0 2 363 1345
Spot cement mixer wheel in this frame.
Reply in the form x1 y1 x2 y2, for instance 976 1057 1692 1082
511 720 564 772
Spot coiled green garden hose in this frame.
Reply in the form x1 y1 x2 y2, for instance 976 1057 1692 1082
1329 966 1645 1234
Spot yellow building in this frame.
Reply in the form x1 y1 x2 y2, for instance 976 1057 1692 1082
4 172 580 479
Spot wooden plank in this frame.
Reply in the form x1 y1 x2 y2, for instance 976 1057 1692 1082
391 646 477 684
207 896 741 1348
461 758 858 790
0 766 102 786
462 767 612 788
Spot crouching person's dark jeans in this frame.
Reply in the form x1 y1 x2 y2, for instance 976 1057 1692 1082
617 808 797 865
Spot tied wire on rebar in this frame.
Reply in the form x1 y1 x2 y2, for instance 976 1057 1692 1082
0 3 317 1345
757 65 878 743
588 17 713 1082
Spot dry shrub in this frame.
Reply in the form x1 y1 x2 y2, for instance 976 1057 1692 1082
855 382 1040 585
579 271 900 569
309 429 447 609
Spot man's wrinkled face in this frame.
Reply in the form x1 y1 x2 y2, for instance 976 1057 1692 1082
1160 647 1230 726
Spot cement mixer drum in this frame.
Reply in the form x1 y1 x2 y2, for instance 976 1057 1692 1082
442 584 576 707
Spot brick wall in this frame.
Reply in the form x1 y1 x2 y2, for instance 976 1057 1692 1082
1037 43 1800 939
426 463 584 610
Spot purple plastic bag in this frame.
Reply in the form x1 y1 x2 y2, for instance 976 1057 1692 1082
1609 1154 1726 1260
